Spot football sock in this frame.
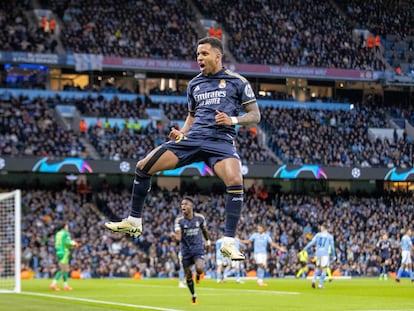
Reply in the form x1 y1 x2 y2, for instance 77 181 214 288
130 168 152 218
313 268 320 283
63 272 69 282
224 186 244 237
186 279 195 295
326 267 332 278
320 270 327 285
397 267 403 279
53 271 61 281
408 268 413 279
179 267 184 283
257 267 265 282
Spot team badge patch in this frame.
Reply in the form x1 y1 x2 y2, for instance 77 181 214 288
219 79 226 88
244 84 254 97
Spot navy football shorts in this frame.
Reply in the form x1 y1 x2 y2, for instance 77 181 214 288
163 137 240 168
182 253 204 268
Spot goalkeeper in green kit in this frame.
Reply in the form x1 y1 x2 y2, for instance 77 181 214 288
50 222 78 291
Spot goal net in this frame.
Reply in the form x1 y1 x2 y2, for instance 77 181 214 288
0 190 21 293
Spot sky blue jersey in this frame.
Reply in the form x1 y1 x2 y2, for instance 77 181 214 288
304 231 335 257
401 234 412 251
187 67 257 143
249 232 272 255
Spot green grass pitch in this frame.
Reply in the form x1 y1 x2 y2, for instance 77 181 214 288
1 277 413 311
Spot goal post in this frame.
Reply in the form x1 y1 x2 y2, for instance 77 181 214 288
0 190 21 293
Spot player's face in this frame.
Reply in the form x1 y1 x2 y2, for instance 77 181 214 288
257 225 264 233
181 199 193 217
197 43 221 75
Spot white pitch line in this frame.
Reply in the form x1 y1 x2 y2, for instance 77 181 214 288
20 292 186 311
116 282 300 295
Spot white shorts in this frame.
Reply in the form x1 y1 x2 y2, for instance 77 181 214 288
231 260 240 269
217 258 230 267
254 253 267 266
401 250 412 265
316 256 329 268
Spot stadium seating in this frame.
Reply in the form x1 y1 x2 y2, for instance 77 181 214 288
18 187 410 279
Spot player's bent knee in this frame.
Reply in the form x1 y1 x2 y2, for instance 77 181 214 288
137 147 168 173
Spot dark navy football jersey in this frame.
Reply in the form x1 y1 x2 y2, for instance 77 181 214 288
174 213 206 258
186 67 257 143
377 239 391 259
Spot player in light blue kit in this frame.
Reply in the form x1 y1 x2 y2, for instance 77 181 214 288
105 36 261 262
216 234 243 283
225 238 244 284
302 223 335 289
215 234 229 283
395 227 414 283
241 224 285 286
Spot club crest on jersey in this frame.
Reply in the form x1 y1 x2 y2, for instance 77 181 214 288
195 221 200 227
218 79 226 89
244 84 254 97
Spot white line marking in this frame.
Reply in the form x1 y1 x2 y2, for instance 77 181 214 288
116 282 300 295
20 292 186 311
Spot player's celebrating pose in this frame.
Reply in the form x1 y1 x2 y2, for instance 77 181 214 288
171 197 211 304
302 223 335 289
105 36 261 261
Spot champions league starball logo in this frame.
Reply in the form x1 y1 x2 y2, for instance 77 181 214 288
32 157 93 173
273 165 327 179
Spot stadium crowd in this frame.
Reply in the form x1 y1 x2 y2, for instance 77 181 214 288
16 183 412 281
1 92 413 167
0 1 58 54
0 0 413 284
193 0 386 70
337 0 414 38
261 96 413 168
2 0 411 71
41 0 199 60
0 95 86 158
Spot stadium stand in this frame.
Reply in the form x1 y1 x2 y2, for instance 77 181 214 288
1 0 414 283
17 186 411 279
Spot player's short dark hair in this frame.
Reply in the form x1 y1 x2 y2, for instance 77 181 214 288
183 196 195 206
198 36 224 55
57 220 68 231
321 222 329 230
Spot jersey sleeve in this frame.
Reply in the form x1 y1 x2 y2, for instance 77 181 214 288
239 80 257 107
174 218 181 232
63 231 76 248
187 82 196 114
